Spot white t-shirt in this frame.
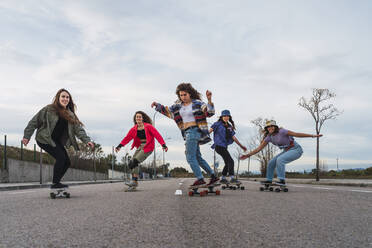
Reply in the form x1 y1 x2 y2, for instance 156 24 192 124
179 104 195 123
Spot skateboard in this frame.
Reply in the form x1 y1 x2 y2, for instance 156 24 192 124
124 181 138 192
221 181 245 190
124 185 137 192
50 188 70 199
259 182 288 192
188 183 221 197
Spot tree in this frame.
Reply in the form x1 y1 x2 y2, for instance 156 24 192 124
299 88 342 181
248 118 278 177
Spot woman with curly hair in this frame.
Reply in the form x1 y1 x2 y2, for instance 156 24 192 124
23 89 94 189
210 109 247 185
115 111 168 188
151 83 219 187
240 120 322 185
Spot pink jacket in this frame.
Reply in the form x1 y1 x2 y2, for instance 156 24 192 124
119 123 166 153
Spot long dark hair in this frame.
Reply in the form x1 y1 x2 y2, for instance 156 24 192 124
218 116 236 130
176 83 201 101
52 88 83 125
263 126 280 139
133 111 153 125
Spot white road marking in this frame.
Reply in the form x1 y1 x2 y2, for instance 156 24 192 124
8 191 37 195
245 181 372 194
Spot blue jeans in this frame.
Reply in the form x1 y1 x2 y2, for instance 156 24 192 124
267 141 303 181
185 127 214 179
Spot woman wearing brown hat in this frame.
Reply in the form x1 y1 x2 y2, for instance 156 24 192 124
240 120 322 185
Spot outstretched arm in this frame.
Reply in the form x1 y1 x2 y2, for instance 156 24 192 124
287 130 323 138
151 101 174 119
232 136 247 151
202 90 215 118
240 140 268 160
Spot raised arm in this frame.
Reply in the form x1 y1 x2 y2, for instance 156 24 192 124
202 90 215 118
240 140 268 160
287 130 323 138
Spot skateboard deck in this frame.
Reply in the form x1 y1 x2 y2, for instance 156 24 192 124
124 186 137 192
259 182 288 192
50 188 70 199
188 183 221 197
221 181 245 190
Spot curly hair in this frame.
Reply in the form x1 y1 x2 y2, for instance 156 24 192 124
176 83 201 101
133 111 153 125
51 88 83 126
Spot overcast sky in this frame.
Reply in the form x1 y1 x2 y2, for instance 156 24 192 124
1 0 371 173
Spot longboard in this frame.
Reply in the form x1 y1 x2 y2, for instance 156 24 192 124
124 181 138 192
221 181 245 190
259 182 288 192
188 183 221 197
50 188 70 199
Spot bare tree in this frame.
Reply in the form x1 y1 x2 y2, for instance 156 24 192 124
248 118 278 177
299 88 342 181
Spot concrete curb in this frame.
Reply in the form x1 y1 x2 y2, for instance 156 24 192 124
0 180 123 191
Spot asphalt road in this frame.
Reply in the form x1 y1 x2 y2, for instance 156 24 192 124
0 178 371 248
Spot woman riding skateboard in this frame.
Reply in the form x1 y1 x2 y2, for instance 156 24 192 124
240 120 322 185
151 83 219 187
115 111 168 188
210 110 247 185
22 88 94 189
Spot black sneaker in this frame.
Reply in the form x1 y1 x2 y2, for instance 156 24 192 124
207 176 220 186
220 178 229 184
51 183 69 189
190 179 207 187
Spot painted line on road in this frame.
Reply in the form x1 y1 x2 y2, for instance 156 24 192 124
246 181 372 194
8 191 38 195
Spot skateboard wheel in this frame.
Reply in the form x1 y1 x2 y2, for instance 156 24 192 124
50 192 56 199
66 193 70 198
275 188 281 192
215 190 221 195
240 186 245 190
188 191 194 196
259 187 264 191
283 188 289 192
200 191 206 197
269 187 274 191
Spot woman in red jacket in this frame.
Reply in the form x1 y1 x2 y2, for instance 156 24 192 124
115 111 168 188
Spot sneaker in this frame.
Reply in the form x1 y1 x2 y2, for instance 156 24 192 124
260 180 272 185
230 178 241 184
275 179 286 185
220 178 229 184
125 181 138 187
207 176 220 186
51 183 69 189
190 179 206 187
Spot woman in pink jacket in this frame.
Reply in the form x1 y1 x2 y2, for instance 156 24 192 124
115 111 168 188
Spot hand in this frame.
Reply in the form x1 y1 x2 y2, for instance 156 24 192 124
241 146 247 152
206 90 212 102
240 154 250 160
22 138 29 146
115 147 121 153
313 134 323 138
87 142 95 149
151 102 157 108
162 145 168 152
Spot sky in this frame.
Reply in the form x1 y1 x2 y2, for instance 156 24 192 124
1 0 372 173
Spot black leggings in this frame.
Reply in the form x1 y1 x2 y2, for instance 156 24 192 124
37 142 71 184
215 145 234 176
